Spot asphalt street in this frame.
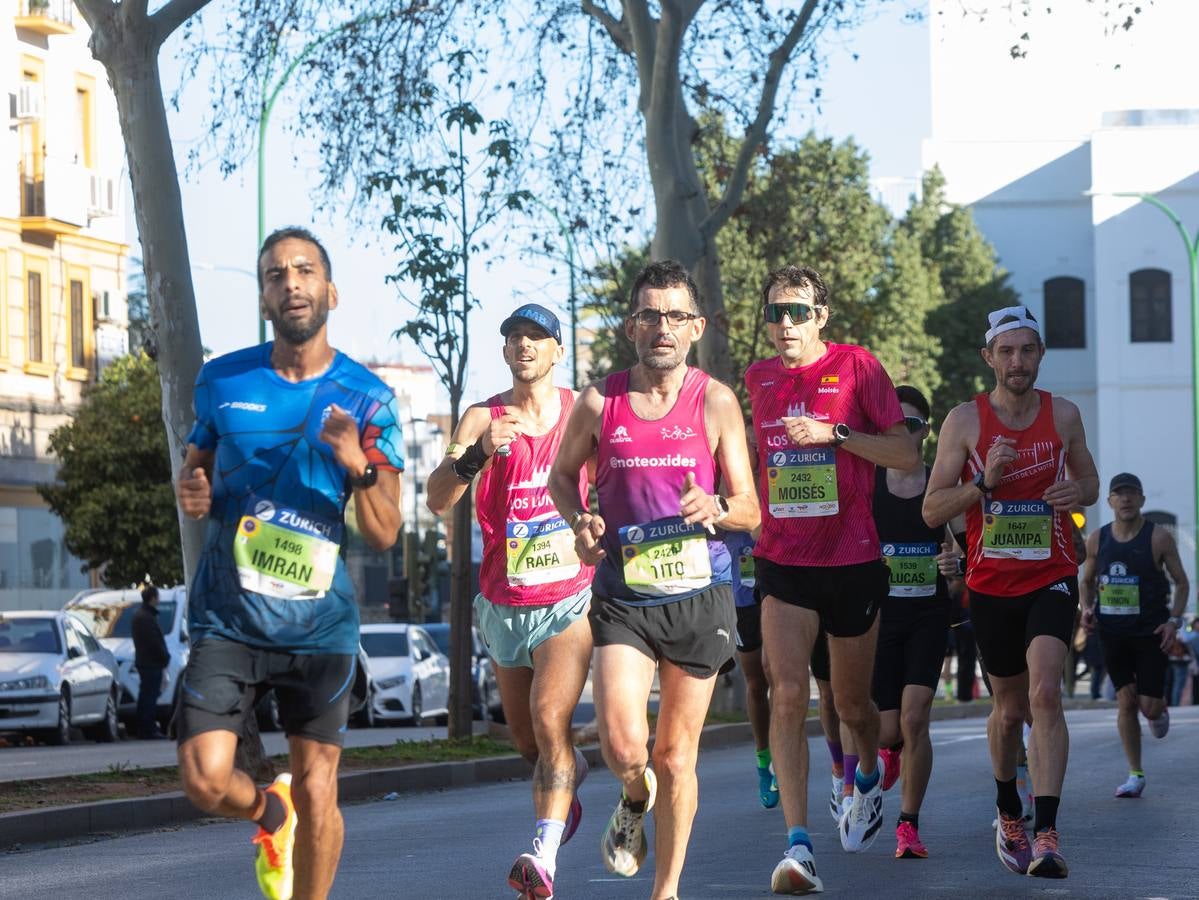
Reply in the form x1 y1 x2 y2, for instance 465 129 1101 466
2 706 1195 899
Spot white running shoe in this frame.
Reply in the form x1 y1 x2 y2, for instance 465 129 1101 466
1115 773 1145 798
828 775 844 823
1148 707 1170 739
838 755 885 852
770 844 824 894
600 767 657 877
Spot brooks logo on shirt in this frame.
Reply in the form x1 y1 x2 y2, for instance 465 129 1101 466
219 401 267 412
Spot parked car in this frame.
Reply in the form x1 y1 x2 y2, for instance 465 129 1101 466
255 645 376 732
422 622 504 722
0 611 120 744
65 586 189 730
359 624 450 726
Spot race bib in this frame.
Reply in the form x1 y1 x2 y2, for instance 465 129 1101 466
766 448 838 518
982 499 1052 561
1098 574 1141 616
505 516 581 587
737 545 757 589
233 498 340 599
882 542 938 598
619 517 712 596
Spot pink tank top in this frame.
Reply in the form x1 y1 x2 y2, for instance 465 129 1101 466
476 388 593 607
593 368 732 604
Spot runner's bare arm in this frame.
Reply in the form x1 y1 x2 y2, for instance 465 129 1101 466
923 404 984 527
176 445 216 520
549 383 606 564
425 405 492 517
1154 525 1190 622
1079 530 1101 631
320 405 402 550
1044 399 1099 509
683 382 759 532
781 416 918 470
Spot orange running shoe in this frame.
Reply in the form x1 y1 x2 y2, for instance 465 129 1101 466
252 773 297 900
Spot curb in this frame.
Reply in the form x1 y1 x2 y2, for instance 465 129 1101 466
0 698 1115 849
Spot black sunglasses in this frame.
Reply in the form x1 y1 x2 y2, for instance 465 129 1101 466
904 415 927 433
630 309 700 328
763 302 820 325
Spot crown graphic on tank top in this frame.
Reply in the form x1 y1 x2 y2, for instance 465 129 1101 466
507 466 552 491
764 400 830 428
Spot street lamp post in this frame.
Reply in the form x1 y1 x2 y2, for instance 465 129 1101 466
1116 191 1199 589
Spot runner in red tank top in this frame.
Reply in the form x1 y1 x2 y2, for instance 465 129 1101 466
426 304 593 899
745 266 919 895
924 305 1098 881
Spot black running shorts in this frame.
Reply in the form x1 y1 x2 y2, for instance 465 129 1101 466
735 596 763 654
756 558 888 638
1100 632 1168 699
589 584 736 679
871 599 950 711
968 577 1078 679
810 627 831 683
177 638 355 747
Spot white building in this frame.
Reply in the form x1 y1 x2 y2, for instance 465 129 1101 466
922 1 1199 592
0 3 131 609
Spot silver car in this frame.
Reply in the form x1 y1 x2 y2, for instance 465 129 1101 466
0 611 120 744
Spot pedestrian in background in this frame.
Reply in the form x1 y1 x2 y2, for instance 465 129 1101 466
132 584 169 739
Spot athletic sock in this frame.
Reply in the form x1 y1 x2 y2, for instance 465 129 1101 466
1033 796 1060 834
843 753 859 786
995 777 1022 820
826 739 844 769
855 763 880 793
1129 769 1144 778
756 747 773 770
623 790 646 814
255 790 286 834
787 825 813 852
534 819 565 872
898 811 919 831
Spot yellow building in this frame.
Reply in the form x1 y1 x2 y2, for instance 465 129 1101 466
1 2 131 609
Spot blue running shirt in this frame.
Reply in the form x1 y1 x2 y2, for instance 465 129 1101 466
186 344 405 654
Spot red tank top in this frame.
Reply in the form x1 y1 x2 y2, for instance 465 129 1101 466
475 388 593 607
962 390 1076 596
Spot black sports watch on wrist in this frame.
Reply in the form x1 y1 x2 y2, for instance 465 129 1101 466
972 470 994 493
831 423 851 447
350 462 378 490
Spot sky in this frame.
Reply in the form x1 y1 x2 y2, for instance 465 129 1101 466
144 3 931 411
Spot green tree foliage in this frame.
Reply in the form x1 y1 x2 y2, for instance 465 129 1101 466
38 354 182 588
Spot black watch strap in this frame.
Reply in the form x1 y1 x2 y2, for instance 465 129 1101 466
350 462 378 489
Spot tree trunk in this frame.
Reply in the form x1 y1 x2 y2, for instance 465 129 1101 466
447 490 475 739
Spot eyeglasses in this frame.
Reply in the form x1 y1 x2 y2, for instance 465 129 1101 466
904 416 927 433
630 309 700 328
763 302 820 325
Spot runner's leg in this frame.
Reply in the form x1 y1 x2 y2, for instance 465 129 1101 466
494 664 538 764
287 735 343 900
529 614 593 821
898 684 935 817
1115 684 1141 774
593 643 657 803
178 729 259 818
1026 634 1069 799
827 620 882 780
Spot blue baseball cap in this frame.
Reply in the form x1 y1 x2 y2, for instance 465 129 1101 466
500 303 561 344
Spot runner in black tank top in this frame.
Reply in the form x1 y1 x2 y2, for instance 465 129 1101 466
1080 472 1189 799
871 386 964 861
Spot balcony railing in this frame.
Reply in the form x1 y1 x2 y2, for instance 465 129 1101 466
18 157 87 235
15 0 75 34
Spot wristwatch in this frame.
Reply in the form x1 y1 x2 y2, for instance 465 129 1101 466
570 510 589 531
714 495 730 522
972 471 994 493
1168 615 1185 629
349 462 378 489
831 423 851 447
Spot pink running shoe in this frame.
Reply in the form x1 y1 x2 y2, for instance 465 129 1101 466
995 809 1032 875
507 852 553 899
895 821 928 859
1028 828 1068 879
880 746 902 792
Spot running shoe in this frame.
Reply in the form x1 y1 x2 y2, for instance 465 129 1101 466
770 843 824 894
1148 706 1170 739
828 775 844 823
1015 762 1033 821
879 746 902 792
507 844 554 899
1115 773 1145 798
600 767 657 877
562 749 589 844
994 809 1032 875
759 765 780 809
252 773 297 900
838 755 885 852
1027 828 1068 879
894 821 928 859
841 793 853 820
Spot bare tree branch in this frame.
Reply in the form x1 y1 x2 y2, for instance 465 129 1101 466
152 0 214 46
580 0 632 55
699 0 817 241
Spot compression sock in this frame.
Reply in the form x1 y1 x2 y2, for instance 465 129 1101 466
534 818 565 870
855 762 881 793
255 790 286 834
756 747 773 770
843 753 859 786
1033 796 1060 834
788 825 813 851
898 811 919 831
996 777 1023 820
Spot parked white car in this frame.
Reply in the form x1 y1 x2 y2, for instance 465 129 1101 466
0 611 120 744
360 624 450 726
65 586 189 729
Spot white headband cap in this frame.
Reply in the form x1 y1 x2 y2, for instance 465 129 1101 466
985 305 1040 345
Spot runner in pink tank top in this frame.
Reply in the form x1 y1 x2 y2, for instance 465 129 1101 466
549 261 759 900
745 266 918 894
925 305 1098 881
426 304 594 899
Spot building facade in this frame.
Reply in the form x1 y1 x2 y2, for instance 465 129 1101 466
1 3 130 609
922 1 1199 596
